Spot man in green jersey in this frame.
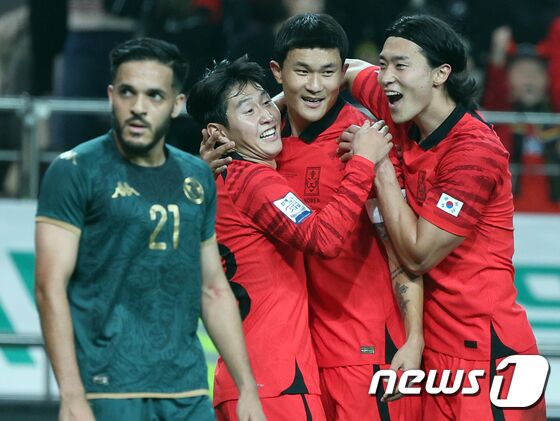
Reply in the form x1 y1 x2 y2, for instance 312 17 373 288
35 37 264 421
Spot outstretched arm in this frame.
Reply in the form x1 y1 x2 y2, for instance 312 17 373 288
229 121 392 258
199 236 265 421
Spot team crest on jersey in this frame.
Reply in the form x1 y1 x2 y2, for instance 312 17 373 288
304 167 320 196
273 192 312 224
183 177 204 204
111 182 140 199
436 193 463 217
59 150 78 165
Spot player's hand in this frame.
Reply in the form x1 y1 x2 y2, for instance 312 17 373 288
353 120 393 165
337 124 360 162
490 26 512 65
382 337 424 402
59 395 96 421
237 388 266 421
199 128 235 175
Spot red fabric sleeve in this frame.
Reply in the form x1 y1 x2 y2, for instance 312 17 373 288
351 66 386 120
417 139 504 237
227 156 374 258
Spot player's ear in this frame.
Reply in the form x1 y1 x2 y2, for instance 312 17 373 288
433 63 452 87
270 60 283 84
342 61 349 76
207 123 226 137
172 93 186 118
107 85 114 105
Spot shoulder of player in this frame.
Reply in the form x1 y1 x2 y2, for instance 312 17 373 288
49 133 110 172
223 160 285 195
167 145 214 176
450 114 509 160
322 101 370 134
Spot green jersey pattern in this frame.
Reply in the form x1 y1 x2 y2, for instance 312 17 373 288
37 132 216 395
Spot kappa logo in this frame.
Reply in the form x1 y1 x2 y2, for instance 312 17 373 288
304 167 321 196
111 182 140 199
184 177 204 204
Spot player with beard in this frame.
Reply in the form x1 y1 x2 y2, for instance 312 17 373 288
35 38 265 421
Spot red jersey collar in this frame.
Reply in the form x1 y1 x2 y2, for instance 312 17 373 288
408 105 466 150
281 96 346 143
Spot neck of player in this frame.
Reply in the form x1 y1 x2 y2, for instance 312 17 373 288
114 134 167 167
414 92 457 142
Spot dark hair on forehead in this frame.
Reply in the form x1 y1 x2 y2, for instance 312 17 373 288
274 13 348 66
385 15 479 110
187 55 267 128
110 37 188 91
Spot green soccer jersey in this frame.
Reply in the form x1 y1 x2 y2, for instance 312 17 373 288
37 132 216 397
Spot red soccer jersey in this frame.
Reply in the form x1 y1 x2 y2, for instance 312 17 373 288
277 97 406 367
214 153 375 404
353 66 537 360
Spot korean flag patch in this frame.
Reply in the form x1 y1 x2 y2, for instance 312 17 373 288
436 193 463 217
273 192 312 224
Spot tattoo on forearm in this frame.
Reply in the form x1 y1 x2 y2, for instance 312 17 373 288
396 283 409 314
391 266 405 279
392 265 422 283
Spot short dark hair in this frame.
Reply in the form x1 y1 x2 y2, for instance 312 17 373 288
109 37 188 91
273 13 348 66
187 55 267 128
385 15 479 110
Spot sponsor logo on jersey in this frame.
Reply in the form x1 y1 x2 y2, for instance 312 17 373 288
111 182 140 199
304 167 321 196
183 177 204 204
273 192 312 224
436 192 463 217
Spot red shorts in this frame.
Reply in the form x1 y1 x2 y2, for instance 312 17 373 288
422 347 547 421
215 393 326 421
319 364 422 421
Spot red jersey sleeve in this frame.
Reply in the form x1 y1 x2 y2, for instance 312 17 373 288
351 65 386 120
352 66 405 184
416 137 506 237
227 156 374 258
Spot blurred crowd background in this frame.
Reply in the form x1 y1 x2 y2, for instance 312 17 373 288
1 0 560 213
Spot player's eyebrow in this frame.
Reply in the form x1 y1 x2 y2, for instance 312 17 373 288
379 54 410 62
293 61 338 70
234 96 255 110
232 89 269 110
